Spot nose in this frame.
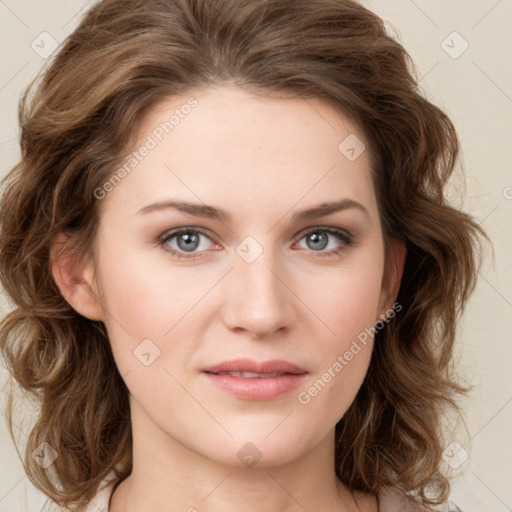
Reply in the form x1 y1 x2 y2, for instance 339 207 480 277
221 250 297 339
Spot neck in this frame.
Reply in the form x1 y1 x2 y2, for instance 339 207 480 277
109 400 376 512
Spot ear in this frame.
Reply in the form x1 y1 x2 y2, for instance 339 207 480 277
50 232 105 321
377 238 406 321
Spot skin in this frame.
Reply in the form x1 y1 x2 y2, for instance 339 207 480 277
52 83 405 512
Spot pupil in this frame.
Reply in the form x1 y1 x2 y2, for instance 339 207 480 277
308 232 328 250
178 233 199 252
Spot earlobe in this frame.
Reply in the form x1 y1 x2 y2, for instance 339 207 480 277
50 232 105 321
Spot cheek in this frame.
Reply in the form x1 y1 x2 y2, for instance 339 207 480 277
296 304 376 425
96 243 208 333
320 349 373 427
299 254 384 345
94 244 217 380
294 250 383 413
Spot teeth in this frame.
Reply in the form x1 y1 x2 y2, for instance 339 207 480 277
217 371 282 378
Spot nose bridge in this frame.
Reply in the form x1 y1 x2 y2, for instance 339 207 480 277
222 238 295 336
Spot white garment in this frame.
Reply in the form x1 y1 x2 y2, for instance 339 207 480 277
77 479 463 512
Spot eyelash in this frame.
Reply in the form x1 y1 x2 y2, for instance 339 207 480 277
158 226 355 260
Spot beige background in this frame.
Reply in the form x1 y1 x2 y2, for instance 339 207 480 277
0 0 511 510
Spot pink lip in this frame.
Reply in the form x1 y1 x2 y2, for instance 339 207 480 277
202 358 307 400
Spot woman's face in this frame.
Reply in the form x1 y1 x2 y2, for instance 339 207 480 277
80 84 397 468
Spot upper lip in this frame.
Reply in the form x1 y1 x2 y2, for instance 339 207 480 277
203 358 307 375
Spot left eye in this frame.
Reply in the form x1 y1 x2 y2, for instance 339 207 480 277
159 227 354 259
296 227 354 255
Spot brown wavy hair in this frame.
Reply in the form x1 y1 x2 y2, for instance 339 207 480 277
0 0 487 509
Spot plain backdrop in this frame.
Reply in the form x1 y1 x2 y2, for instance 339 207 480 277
0 1 511 511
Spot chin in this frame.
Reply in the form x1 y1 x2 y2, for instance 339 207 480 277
201 430 317 470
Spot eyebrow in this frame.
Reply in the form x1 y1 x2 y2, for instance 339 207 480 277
136 198 370 223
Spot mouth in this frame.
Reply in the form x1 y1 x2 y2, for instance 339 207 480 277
213 371 292 378
202 359 307 400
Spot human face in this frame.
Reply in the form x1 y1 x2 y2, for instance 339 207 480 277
90 83 388 468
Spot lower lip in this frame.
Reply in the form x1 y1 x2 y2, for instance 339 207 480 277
203 372 307 400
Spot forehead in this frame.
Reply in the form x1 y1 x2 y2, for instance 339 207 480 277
101 84 378 221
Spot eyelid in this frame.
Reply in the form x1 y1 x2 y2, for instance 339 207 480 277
159 225 215 241
297 225 353 243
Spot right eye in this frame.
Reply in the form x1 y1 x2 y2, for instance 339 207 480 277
158 227 219 259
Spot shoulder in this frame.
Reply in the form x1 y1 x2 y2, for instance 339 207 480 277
379 487 421 511
379 487 464 512
77 480 117 512
44 480 117 512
